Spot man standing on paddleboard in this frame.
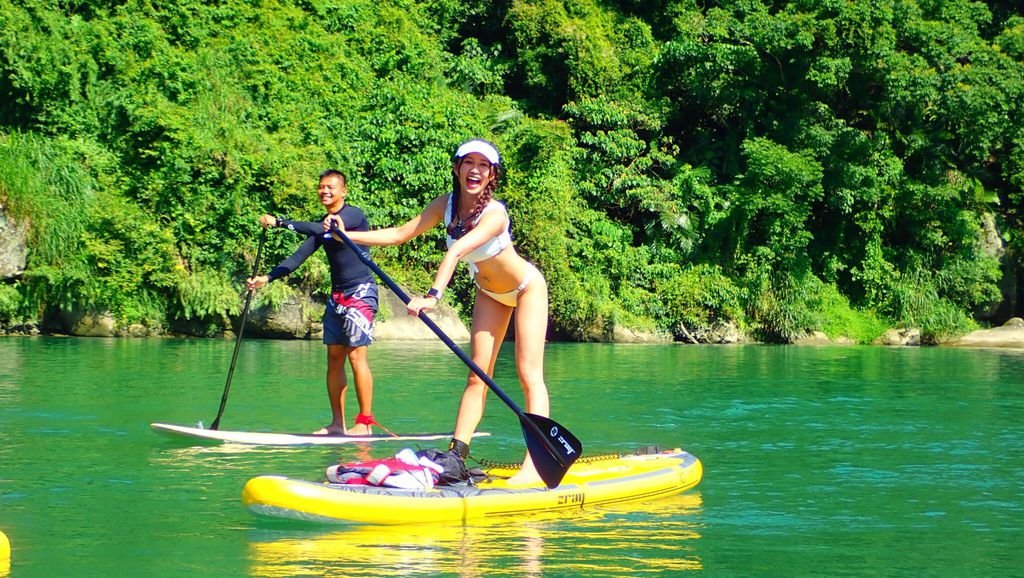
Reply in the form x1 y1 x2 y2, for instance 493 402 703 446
247 169 381 436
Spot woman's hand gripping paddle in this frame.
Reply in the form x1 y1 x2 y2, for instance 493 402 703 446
330 226 581 488
210 229 267 430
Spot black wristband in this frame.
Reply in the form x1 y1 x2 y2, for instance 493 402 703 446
426 287 442 300
275 215 287 228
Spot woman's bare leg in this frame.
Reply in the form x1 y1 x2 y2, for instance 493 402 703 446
506 274 549 484
452 293 513 446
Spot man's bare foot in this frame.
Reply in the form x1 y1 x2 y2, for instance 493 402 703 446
313 424 344 435
346 423 372 436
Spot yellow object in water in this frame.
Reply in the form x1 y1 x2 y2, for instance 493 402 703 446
242 448 702 525
0 529 9 560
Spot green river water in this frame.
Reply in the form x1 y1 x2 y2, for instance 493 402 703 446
0 336 1021 577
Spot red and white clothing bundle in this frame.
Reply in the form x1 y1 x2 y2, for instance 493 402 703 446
326 448 446 490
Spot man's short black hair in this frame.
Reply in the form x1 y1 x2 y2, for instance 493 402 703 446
319 169 346 184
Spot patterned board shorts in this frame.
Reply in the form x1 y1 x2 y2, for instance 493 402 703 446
323 282 378 347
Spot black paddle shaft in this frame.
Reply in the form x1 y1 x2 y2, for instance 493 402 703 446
330 226 581 484
211 228 267 430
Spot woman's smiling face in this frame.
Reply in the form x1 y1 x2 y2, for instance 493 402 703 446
455 152 495 195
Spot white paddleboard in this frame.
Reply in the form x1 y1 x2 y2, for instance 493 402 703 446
151 422 490 446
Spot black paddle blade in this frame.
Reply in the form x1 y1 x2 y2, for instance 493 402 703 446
520 413 582 489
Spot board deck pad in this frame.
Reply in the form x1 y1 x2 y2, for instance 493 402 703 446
151 422 489 446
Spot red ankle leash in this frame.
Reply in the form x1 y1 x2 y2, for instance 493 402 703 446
355 413 397 437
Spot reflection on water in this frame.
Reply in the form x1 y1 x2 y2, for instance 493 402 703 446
0 340 22 469
247 493 703 576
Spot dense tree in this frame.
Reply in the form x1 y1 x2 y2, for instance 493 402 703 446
1 0 1020 342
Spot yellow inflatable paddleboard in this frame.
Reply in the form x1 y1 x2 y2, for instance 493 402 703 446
1 529 9 574
242 448 702 525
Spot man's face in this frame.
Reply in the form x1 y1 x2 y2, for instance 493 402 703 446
318 174 347 210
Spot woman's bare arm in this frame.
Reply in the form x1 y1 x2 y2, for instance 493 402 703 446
326 195 448 246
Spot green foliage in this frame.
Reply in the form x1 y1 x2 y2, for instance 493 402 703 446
811 285 889 345
742 269 888 344
0 133 95 258
734 137 823 272
506 0 658 114
174 268 239 320
0 0 1020 340
881 271 978 344
995 16 1024 60
446 37 509 96
0 283 23 322
654 263 745 338
251 278 295 311
0 131 98 315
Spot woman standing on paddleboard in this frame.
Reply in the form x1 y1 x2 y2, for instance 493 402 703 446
326 139 549 485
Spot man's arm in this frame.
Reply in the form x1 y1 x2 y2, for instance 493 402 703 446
261 213 325 237
248 234 317 291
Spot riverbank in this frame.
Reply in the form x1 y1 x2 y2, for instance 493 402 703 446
790 318 1024 349
3 280 1023 349
947 317 1024 348
4 316 1024 349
